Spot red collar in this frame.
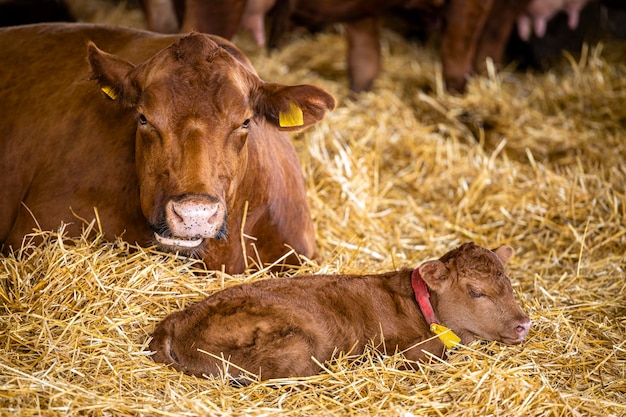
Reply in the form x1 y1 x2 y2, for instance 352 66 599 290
411 268 461 349
411 268 440 325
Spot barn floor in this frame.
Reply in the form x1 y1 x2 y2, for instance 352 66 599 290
1 4 625 416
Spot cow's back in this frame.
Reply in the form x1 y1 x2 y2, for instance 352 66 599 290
0 24 180 249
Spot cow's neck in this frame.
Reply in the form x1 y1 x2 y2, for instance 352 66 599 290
410 268 461 349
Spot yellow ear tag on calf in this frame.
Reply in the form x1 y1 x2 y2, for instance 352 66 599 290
278 101 304 127
100 85 117 100
430 323 461 349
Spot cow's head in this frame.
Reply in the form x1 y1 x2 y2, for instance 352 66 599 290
419 242 531 345
87 33 335 253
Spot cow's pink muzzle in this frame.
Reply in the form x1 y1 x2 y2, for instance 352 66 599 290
155 196 226 248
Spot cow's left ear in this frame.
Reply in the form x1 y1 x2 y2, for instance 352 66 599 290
254 83 336 131
492 245 514 266
87 42 138 106
419 260 450 291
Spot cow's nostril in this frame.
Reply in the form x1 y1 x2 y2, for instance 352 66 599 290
170 203 184 222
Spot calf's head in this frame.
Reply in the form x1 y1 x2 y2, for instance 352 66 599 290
87 33 335 252
418 242 531 345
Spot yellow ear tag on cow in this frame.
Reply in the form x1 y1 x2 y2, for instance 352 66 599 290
430 323 461 349
278 101 304 127
100 85 117 100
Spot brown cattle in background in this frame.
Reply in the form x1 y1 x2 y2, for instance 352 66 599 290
149 242 531 380
145 0 535 93
0 23 335 274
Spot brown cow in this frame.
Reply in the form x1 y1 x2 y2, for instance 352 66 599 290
153 0 533 93
174 0 445 92
149 242 531 380
0 23 335 274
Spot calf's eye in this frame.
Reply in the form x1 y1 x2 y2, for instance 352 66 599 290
242 118 251 129
470 289 485 298
138 114 148 125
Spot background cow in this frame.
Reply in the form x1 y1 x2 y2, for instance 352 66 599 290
144 0 533 93
149 242 531 380
0 23 335 274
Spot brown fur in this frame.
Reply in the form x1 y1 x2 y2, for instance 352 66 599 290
152 0 532 93
149 242 531 380
0 23 335 274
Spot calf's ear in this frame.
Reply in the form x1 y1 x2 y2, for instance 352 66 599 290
254 83 336 131
492 245 514 266
87 42 138 106
419 260 450 291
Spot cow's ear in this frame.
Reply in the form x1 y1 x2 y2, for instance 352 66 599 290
419 260 450 291
254 83 336 131
492 245 514 266
87 42 137 106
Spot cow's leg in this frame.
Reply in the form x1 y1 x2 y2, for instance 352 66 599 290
345 17 381 93
252 334 323 380
267 0 294 49
240 0 278 46
441 0 494 93
144 0 179 33
472 0 533 74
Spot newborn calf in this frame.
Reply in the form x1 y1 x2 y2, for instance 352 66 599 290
149 242 531 379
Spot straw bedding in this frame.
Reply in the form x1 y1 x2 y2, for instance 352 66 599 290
1 4 625 416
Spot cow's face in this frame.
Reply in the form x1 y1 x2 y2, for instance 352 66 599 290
88 34 335 254
419 243 531 345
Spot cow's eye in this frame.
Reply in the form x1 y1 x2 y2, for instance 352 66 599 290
138 114 148 125
242 118 251 129
470 289 485 298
